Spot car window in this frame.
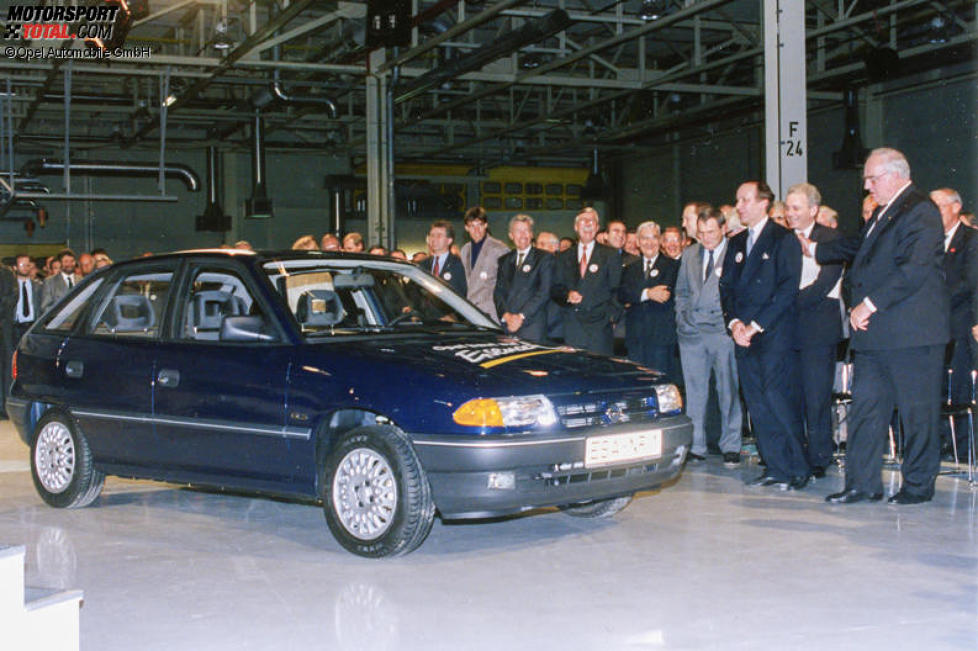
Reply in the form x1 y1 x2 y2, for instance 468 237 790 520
45 278 104 332
181 268 274 342
263 258 497 338
87 270 173 338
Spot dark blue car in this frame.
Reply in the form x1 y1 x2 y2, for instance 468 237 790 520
9 250 692 557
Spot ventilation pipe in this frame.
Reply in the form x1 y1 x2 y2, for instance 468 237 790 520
245 111 273 218
196 146 230 231
22 158 200 191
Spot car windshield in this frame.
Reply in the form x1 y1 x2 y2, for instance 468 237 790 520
263 258 498 337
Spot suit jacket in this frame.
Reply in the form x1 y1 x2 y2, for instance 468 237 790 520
40 272 81 314
420 253 467 297
794 222 843 348
675 241 729 338
943 224 978 340
551 242 622 324
461 236 510 321
619 254 679 345
719 219 801 351
493 248 554 342
0 268 17 353
816 184 949 351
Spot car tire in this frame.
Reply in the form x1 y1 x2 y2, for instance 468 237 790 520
30 411 105 509
560 494 633 518
322 426 435 558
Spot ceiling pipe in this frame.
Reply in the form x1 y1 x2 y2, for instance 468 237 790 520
396 9 572 104
22 158 200 191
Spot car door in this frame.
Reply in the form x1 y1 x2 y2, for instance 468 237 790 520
151 261 302 492
57 264 176 471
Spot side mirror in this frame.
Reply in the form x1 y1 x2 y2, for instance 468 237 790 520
220 315 276 342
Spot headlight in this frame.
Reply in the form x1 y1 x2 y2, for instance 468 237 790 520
453 394 558 429
655 384 683 414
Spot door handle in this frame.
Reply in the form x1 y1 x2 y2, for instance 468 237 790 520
65 360 84 379
157 368 180 388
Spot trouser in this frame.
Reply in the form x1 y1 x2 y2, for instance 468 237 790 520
679 332 742 457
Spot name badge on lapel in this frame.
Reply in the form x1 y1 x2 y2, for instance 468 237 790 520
761 252 770 261
735 252 744 264
443 272 452 280
522 264 532 273
650 268 659 278
589 263 599 273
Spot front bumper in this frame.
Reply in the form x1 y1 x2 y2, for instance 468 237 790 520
411 415 692 519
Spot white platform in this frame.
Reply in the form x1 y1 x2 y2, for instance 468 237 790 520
1 545 82 651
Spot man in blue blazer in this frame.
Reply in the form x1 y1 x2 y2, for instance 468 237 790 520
785 183 844 478
811 148 949 504
420 220 467 297
551 208 622 355
619 220 679 379
720 180 808 490
494 214 553 344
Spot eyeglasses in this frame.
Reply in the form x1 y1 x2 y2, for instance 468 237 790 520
863 170 890 184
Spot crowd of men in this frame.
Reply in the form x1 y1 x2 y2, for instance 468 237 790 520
0 147 971 508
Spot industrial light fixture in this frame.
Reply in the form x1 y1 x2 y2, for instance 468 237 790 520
212 19 234 52
638 0 671 22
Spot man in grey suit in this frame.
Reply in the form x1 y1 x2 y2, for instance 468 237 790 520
460 206 510 322
40 249 81 313
675 206 743 465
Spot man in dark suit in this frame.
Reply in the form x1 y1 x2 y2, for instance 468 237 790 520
810 148 949 505
40 249 81 313
0 262 17 418
619 220 679 378
551 207 622 355
494 214 553 344
930 187 978 461
419 220 467 297
784 183 844 478
720 180 808 490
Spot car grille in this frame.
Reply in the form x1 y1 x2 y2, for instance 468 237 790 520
552 390 660 429
535 460 660 486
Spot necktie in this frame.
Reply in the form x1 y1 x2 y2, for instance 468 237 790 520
704 249 714 282
516 251 525 268
21 281 29 318
645 259 652 278
579 248 588 278
432 257 441 277
746 230 755 256
864 210 881 238
66 275 73 288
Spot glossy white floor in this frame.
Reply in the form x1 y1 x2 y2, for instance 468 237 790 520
1 421 976 651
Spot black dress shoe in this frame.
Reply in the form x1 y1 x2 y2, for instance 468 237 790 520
687 452 706 462
887 490 931 505
722 452 741 466
786 475 811 491
825 488 883 504
747 474 781 487
811 466 826 479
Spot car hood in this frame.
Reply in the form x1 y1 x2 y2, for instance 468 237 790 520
303 330 665 397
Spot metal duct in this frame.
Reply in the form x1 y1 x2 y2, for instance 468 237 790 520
245 112 273 218
196 146 230 231
22 159 200 191
396 9 572 104
270 80 339 117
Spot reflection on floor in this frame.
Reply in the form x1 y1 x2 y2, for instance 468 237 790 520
1 421 976 651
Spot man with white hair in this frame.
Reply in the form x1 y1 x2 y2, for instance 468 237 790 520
494 214 554 344
931 187 978 460
619 220 679 378
551 207 622 354
811 148 949 504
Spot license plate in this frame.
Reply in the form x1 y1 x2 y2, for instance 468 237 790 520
585 430 662 468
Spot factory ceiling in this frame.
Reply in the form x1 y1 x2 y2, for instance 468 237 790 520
2 0 975 168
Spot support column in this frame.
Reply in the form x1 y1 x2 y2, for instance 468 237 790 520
763 0 807 198
366 49 392 248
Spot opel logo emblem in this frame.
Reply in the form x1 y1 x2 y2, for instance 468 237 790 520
605 404 625 424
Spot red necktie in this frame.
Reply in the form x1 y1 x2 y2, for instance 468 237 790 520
432 257 441 276
579 248 588 278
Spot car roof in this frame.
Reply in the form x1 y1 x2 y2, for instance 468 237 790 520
108 249 414 269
